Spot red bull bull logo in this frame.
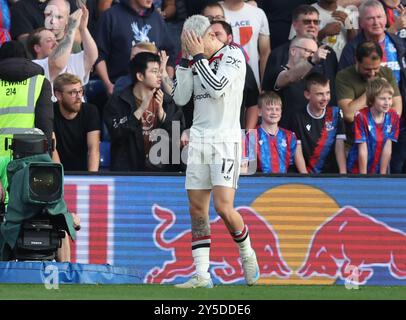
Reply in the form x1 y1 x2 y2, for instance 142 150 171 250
145 204 291 284
298 206 406 284
146 184 406 285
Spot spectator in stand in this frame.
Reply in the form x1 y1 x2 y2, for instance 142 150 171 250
0 40 53 158
28 4 98 97
262 4 338 112
9 0 78 41
0 0 10 31
114 41 158 94
211 20 259 129
337 0 362 6
52 73 100 171
243 91 307 174
221 0 271 87
263 35 331 129
336 41 402 150
339 0 406 173
256 0 317 50
379 0 406 41
289 0 358 59
347 78 399 174
183 0 218 17
201 3 250 62
95 0 176 97
202 1 224 22
44 0 83 53
339 0 406 89
0 28 10 45
291 72 347 174
156 0 187 58
104 52 183 171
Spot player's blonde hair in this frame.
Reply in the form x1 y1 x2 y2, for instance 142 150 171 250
366 78 394 107
183 15 211 38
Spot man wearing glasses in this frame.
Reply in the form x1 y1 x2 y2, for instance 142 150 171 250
262 4 338 129
52 73 101 172
271 35 330 129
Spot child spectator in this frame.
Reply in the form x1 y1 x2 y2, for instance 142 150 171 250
243 91 307 174
347 77 400 174
291 72 347 173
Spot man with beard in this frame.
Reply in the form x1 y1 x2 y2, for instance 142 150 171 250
336 41 401 149
52 73 100 171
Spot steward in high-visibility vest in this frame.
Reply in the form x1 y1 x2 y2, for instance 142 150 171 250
0 74 45 158
0 48 53 205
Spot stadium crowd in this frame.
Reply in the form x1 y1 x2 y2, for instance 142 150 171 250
1 0 406 175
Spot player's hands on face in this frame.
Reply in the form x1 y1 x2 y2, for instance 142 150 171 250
181 30 190 58
184 30 204 57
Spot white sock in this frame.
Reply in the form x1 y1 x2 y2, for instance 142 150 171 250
232 225 254 258
192 237 211 279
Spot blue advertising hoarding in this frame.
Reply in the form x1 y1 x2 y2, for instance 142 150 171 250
64 175 406 286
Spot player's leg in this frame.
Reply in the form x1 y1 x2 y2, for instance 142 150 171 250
212 186 259 285
175 144 214 288
211 142 259 285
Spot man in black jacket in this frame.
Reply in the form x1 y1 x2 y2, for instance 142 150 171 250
104 52 183 171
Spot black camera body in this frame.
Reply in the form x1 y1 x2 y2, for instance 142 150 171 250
0 133 69 261
14 209 66 261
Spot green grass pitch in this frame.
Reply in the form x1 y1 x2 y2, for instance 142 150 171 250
0 284 405 300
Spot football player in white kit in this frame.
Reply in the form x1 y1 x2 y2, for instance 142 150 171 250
172 15 259 288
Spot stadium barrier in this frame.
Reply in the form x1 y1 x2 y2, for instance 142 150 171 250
56 174 406 286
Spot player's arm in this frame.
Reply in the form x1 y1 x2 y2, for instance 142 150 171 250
172 61 194 106
380 139 392 174
172 30 194 106
185 31 245 99
193 47 245 99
